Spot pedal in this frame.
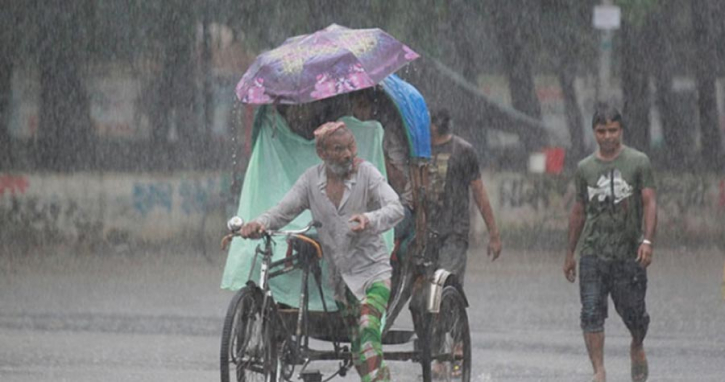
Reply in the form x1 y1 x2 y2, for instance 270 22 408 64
300 369 322 382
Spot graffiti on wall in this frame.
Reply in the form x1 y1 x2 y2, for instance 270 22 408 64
0 195 99 243
132 177 225 217
496 173 725 237
178 178 219 215
499 175 725 214
3 172 720 245
0 173 235 245
498 176 570 212
133 183 173 217
657 177 709 216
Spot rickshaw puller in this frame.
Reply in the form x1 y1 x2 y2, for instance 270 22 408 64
240 121 404 382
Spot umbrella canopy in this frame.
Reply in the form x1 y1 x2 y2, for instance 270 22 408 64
236 24 419 105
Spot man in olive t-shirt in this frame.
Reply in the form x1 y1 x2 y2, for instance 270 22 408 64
575 149 655 260
563 103 658 382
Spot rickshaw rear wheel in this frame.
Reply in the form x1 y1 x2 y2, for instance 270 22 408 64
424 285 472 382
277 337 296 381
220 287 278 382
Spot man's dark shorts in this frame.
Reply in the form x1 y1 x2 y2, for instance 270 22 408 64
437 236 468 285
579 255 650 341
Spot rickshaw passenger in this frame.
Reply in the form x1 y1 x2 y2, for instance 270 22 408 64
277 102 327 140
348 90 415 240
240 121 404 382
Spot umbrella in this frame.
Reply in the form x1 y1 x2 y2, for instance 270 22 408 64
236 24 419 105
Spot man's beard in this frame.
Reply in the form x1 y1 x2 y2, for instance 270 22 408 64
325 160 353 176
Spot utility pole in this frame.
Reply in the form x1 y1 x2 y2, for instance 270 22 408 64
593 1 621 102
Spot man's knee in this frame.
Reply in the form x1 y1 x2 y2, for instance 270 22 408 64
622 310 650 343
579 256 608 332
613 261 649 342
579 282 607 332
580 309 606 333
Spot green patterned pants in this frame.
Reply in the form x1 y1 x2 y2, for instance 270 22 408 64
337 279 391 382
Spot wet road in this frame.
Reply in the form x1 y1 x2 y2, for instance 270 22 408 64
1 244 724 381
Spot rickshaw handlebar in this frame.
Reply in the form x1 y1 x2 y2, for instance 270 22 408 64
221 218 321 251
265 221 321 237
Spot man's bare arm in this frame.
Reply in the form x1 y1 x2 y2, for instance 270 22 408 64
471 178 502 260
564 200 586 282
566 200 586 256
636 188 657 267
641 188 657 243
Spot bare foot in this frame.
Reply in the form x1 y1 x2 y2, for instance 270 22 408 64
631 342 648 382
591 370 606 382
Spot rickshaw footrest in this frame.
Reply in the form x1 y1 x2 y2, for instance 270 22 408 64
300 369 322 382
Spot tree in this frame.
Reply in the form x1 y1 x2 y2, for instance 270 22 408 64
137 0 203 169
619 10 652 153
0 4 17 168
691 0 723 168
488 0 544 151
539 0 597 164
619 27 651 152
437 0 484 83
449 2 477 82
650 0 691 167
37 0 96 171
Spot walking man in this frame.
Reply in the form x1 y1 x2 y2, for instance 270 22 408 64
563 103 658 382
424 109 501 378
428 109 502 284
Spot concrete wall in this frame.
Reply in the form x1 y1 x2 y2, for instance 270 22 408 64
2 171 725 247
472 171 725 247
0 172 235 246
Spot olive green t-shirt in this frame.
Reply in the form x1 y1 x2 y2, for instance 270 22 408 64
575 146 655 260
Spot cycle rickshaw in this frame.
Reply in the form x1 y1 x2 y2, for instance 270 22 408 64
220 25 471 382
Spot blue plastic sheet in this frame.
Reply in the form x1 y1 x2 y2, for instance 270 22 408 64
380 74 431 159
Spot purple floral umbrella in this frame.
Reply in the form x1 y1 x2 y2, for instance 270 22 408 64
236 24 419 105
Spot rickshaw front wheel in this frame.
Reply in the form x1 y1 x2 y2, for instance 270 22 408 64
425 285 472 382
220 287 278 382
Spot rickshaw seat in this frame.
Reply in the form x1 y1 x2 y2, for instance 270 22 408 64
288 234 323 259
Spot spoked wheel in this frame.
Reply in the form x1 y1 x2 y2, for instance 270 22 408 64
277 337 296 381
220 287 277 382
428 286 471 382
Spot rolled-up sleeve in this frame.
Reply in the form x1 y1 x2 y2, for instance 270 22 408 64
256 172 310 230
363 167 404 234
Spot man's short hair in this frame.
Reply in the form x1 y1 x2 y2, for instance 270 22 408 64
431 109 452 135
591 102 624 129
